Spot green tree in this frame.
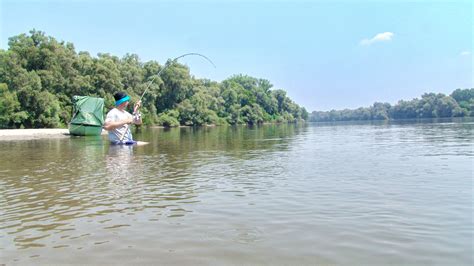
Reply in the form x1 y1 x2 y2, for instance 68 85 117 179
93 53 123 99
0 83 28 128
18 88 61 128
157 109 180 127
371 102 391 120
451 88 474 116
0 30 308 128
390 99 419 119
240 104 265 125
156 60 193 112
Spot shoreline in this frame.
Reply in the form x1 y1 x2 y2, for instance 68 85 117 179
0 128 108 141
0 128 70 141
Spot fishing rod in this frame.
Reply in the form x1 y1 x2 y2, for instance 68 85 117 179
119 53 216 142
139 52 216 102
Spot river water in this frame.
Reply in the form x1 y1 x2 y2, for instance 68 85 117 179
0 120 472 265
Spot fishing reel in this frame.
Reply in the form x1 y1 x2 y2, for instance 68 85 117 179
132 111 142 123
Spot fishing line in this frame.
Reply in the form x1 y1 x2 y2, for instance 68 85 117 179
139 52 216 102
119 53 215 142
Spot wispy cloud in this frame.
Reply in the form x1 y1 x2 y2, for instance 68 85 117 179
360 32 394 46
460 51 471 56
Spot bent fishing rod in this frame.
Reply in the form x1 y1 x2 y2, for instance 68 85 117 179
139 52 216 102
119 52 216 142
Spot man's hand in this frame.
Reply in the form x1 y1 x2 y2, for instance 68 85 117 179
133 100 142 114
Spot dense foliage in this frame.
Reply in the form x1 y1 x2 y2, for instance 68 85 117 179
310 89 474 122
0 30 308 129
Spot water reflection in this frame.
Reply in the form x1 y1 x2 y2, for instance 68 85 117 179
1 124 302 251
1 122 471 265
105 145 140 197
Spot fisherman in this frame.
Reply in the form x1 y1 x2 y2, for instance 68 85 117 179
103 92 142 145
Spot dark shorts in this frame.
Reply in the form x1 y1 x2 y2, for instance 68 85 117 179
111 140 137 145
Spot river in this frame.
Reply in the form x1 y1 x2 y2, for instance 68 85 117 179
0 119 472 265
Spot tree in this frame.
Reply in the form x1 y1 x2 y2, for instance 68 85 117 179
17 88 61 128
156 60 193 112
309 89 471 122
0 30 308 128
93 53 123 98
371 102 391 120
240 104 265 125
0 83 28 128
451 88 474 116
390 99 419 119
157 109 180 127
435 96 462 117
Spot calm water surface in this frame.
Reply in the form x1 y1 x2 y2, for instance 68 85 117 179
0 120 472 265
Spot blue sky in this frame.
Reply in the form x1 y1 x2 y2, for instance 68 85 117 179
0 0 472 111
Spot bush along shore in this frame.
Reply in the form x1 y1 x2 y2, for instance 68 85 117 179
0 29 308 129
309 88 473 122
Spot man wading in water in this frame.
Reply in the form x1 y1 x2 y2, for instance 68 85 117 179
104 92 142 145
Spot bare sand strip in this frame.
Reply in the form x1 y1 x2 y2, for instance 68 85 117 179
0 128 71 141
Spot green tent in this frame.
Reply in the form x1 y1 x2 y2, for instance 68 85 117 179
68 96 104 136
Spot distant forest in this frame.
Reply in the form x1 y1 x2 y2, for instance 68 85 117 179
0 30 308 129
310 88 473 122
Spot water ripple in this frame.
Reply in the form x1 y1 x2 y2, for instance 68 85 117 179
0 121 472 265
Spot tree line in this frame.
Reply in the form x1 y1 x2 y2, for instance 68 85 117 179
0 30 308 129
310 89 474 122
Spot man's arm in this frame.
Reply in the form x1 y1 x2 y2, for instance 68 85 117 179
103 117 133 131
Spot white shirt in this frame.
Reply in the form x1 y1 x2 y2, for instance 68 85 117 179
105 108 133 142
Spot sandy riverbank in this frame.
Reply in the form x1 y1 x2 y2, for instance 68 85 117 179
0 128 107 141
0 128 70 141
